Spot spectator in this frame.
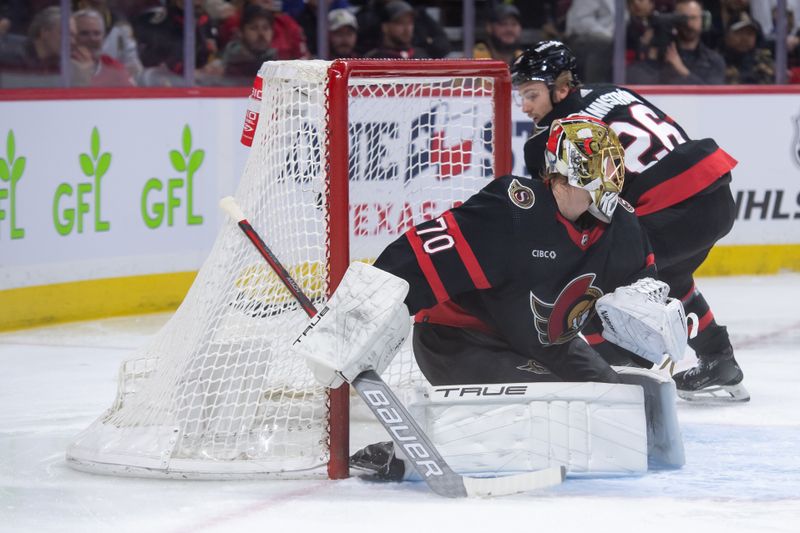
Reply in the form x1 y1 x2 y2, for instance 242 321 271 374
71 9 135 87
223 5 276 79
542 0 573 41
517 0 563 41
406 0 450 58
704 0 754 51
296 0 321 56
627 0 726 84
281 0 308 19
295 0 352 57
328 8 360 58
473 3 524 66
565 0 615 82
356 0 450 58
218 0 310 60
0 0 54 37
0 5 62 88
723 16 775 82
205 0 239 22
627 0 657 62
75 0 143 80
199 4 275 85
132 0 217 86
364 1 428 59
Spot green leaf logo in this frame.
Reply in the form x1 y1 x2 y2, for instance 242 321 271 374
4 131 25 180
96 152 111 178
78 127 112 231
7 129 15 162
182 125 192 157
91 127 100 159
1 130 26 239
171 124 205 226
169 150 186 172
1 130 16 182
79 153 94 177
170 125 205 173
79 127 111 179
11 158 25 181
188 151 204 174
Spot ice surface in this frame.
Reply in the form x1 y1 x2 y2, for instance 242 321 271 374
1 275 799 533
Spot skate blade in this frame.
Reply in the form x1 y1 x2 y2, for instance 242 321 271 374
677 382 750 403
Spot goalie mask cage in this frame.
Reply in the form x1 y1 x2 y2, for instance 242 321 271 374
66 59 512 480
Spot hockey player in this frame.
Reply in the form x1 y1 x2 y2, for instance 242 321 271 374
372 116 664 387
291 118 689 479
511 40 748 402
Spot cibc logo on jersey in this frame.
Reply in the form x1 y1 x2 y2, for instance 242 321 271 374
531 249 556 259
530 273 603 345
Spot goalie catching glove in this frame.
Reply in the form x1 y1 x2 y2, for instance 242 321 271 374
291 262 411 388
595 278 688 365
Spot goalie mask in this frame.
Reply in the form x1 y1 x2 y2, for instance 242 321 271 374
545 116 625 222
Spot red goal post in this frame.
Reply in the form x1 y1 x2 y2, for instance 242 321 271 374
325 59 511 478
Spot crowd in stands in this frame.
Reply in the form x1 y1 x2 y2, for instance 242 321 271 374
0 0 796 88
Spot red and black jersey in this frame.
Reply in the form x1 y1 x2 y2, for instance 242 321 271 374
373 175 655 366
523 85 737 215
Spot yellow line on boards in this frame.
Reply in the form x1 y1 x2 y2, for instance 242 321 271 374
696 244 800 276
0 272 197 332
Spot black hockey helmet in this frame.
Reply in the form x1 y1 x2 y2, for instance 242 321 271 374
510 40 579 88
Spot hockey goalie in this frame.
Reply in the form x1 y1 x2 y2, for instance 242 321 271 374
292 117 687 481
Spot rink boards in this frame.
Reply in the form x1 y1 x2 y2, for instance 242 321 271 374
0 86 799 329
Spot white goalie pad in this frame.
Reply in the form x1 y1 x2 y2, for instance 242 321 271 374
596 278 688 364
404 382 650 477
614 366 685 469
292 262 411 388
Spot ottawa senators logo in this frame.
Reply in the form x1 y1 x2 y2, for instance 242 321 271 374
531 273 603 345
618 197 635 213
508 179 535 209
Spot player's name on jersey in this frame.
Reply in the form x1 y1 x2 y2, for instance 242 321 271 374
580 88 641 121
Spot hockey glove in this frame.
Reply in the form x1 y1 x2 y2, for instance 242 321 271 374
595 278 688 365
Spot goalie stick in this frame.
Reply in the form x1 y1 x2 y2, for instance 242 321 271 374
219 196 565 498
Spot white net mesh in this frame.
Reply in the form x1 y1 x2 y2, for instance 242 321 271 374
67 60 503 478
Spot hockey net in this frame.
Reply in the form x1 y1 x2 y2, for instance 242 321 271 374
66 59 512 479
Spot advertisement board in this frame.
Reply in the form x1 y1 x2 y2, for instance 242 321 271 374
1 86 798 328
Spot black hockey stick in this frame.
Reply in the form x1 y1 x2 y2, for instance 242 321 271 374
220 196 565 497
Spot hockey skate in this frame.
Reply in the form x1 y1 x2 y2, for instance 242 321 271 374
672 347 750 402
349 441 405 481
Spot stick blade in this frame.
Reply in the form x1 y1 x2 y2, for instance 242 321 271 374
462 465 565 498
